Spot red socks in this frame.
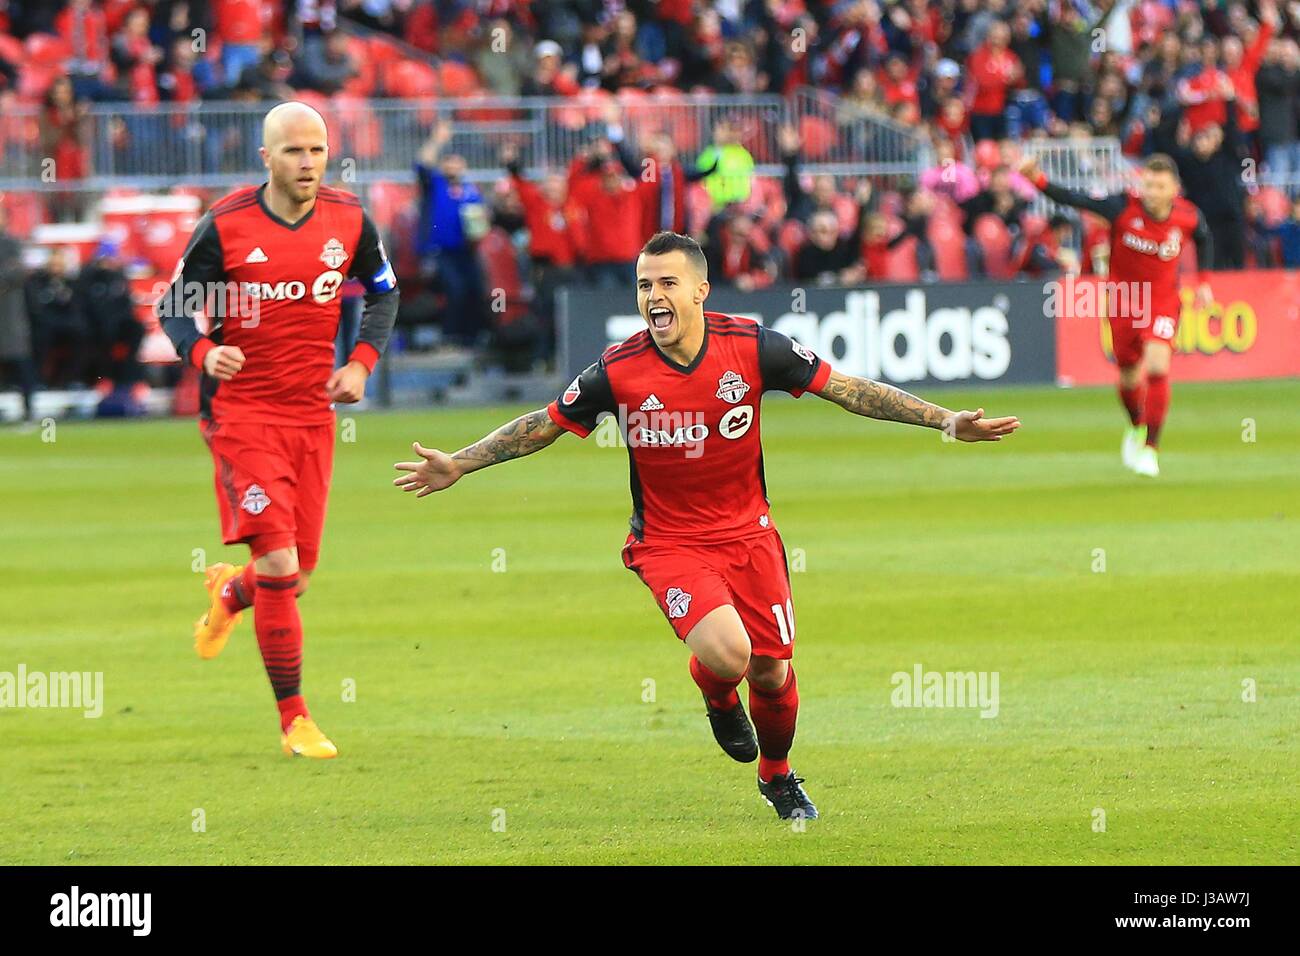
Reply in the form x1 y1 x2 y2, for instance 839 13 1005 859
751 666 799 782
689 655 741 710
1144 373 1169 447
1118 382 1146 426
253 573 307 731
219 563 258 615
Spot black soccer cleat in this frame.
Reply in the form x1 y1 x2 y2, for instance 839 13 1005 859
758 772 819 821
703 696 759 763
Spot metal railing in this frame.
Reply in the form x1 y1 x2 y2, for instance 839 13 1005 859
1022 136 1130 216
0 89 930 192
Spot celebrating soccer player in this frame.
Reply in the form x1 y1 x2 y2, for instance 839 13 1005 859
159 102 399 758
393 232 1017 819
1021 154 1213 477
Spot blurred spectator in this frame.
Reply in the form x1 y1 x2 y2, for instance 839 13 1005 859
574 156 643 289
1222 2 1278 147
794 210 863 286
295 28 357 94
1257 35 1300 186
521 40 579 96
215 0 268 86
56 0 111 100
501 141 585 356
920 137 980 203
40 78 92 222
1265 195 1300 266
236 48 296 100
967 21 1023 142
705 210 776 291
1016 213 1080 276
959 164 1028 276
1154 101 1247 268
0 203 35 422
475 18 534 96
861 188 937 280
607 110 718 241
27 247 89 390
779 124 841 226
78 239 144 394
416 120 490 347
697 118 755 213
111 6 164 103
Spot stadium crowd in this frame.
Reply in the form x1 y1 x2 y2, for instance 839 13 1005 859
5 0 1300 409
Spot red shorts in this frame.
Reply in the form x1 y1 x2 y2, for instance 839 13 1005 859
622 531 797 659
1110 309 1178 367
201 419 335 571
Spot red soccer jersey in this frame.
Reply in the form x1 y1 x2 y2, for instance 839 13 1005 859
1106 192 1202 320
547 313 832 544
159 184 397 425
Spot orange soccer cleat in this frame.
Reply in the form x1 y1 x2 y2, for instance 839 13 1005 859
193 563 244 660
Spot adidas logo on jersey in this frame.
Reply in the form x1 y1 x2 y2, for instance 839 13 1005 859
639 394 664 411
245 247 268 263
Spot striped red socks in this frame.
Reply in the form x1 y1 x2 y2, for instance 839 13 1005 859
253 573 308 732
689 654 742 710
219 563 257 615
1144 373 1170 447
750 666 799 782
1118 382 1146 426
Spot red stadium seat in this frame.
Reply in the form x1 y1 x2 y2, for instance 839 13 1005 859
928 217 969 280
344 36 377 96
797 116 835 161
973 214 1014 278
0 33 24 63
17 62 61 102
685 184 713 235
437 61 480 97
1255 187 1291 228
476 227 528 325
24 33 71 67
973 139 1002 171
777 219 806 266
334 94 383 160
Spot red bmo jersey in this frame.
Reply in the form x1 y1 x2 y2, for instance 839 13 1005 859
160 184 396 425
547 312 832 544
1106 192 1200 325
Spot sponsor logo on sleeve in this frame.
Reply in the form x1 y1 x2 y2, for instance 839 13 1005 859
563 375 582 405
791 340 816 364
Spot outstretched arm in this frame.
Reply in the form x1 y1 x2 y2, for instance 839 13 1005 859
393 408 564 497
815 369 1021 441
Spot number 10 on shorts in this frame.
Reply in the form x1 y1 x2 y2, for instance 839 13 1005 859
771 600 795 645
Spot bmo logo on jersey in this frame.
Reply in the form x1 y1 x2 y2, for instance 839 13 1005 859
240 273 344 304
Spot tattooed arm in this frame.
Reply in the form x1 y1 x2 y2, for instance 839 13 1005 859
815 370 1021 442
393 408 565 497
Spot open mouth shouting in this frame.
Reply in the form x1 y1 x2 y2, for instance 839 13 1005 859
647 305 674 334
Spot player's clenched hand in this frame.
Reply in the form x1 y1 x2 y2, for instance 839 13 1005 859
325 360 369 403
203 345 245 381
393 442 462 497
944 408 1021 442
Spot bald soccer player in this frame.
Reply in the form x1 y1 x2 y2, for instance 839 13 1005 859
158 102 399 758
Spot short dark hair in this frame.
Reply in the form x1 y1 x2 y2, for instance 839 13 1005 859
1143 153 1180 180
640 231 707 278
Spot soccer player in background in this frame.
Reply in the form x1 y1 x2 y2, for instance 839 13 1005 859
393 232 1019 819
1021 154 1214 477
159 102 399 758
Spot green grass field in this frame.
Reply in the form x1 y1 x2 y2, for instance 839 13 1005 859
1 379 1296 865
